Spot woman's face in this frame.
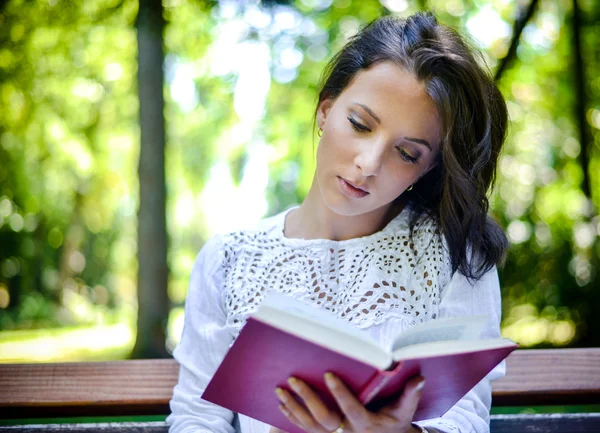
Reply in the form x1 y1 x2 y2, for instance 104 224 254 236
316 61 442 217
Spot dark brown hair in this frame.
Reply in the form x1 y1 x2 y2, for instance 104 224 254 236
316 12 509 281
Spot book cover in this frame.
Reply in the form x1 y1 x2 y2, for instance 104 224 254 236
202 316 517 433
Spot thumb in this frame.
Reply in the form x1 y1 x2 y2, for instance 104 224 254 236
269 428 289 433
385 375 426 422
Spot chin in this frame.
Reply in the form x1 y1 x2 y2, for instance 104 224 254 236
321 192 375 217
317 174 391 217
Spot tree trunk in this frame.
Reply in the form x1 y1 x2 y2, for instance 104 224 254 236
132 0 170 359
494 0 539 82
571 0 598 347
571 0 592 204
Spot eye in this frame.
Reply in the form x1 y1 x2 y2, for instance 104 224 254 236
347 117 370 133
398 147 420 164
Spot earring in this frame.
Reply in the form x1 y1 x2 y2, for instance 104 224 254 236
318 128 323 137
406 184 414 192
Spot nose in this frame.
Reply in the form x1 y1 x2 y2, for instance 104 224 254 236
354 144 385 177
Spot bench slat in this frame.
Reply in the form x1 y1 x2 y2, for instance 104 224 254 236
0 423 169 433
2 414 600 433
492 348 600 405
490 413 600 433
0 360 177 418
1 349 599 418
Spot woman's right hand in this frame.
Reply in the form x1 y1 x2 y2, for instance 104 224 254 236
269 373 426 433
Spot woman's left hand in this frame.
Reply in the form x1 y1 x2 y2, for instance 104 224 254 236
272 372 425 433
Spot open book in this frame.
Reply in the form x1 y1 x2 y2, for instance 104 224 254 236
203 292 517 433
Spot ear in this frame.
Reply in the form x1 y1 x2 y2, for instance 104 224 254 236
316 97 334 129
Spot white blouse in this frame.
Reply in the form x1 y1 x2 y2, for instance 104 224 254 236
166 206 505 433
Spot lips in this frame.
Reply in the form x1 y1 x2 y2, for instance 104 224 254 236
343 178 368 193
338 176 369 198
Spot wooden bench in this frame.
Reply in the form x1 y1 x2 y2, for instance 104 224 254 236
1 349 599 432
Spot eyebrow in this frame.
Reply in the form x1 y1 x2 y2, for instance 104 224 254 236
404 137 432 151
353 102 433 151
353 102 381 124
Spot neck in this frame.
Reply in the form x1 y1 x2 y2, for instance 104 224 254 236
284 178 406 242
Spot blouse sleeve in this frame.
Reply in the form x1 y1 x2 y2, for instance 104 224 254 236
414 266 506 433
166 235 236 433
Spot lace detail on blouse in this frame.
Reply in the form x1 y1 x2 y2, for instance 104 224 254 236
219 207 452 336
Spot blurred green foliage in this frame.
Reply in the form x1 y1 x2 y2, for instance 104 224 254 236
0 0 599 359
0 0 141 332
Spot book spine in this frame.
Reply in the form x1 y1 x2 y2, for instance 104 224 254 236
357 371 394 404
357 362 403 404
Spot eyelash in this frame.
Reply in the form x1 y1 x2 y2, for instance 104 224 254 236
347 117 420 165
347 117 370 132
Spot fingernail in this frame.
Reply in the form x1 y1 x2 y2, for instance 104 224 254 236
324 372 337 389
275 387 287 401
287 377 300 392
416 379 426 392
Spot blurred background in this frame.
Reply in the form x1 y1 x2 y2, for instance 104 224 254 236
0 0 598 363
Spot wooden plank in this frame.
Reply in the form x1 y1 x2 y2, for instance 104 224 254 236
1 414 600 433
493 348 600 406
1 349 599 418
489 413 600 433
0 423 169 433
0 360 178 418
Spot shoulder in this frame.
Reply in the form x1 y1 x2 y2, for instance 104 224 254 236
402 207 447 258
188 211 282 288
398 206 455 288
191 233 225 278
201 207 292 260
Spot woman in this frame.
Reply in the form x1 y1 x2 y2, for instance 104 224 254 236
167 11 509 433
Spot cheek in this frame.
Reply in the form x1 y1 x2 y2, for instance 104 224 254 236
315 138 337 174
383 163 422 191
317 129 351 164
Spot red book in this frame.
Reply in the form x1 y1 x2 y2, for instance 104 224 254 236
203 293 517 433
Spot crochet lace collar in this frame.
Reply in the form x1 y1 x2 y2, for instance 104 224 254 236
274 204 412 247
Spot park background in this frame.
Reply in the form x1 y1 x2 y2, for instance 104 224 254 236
0 0 599 374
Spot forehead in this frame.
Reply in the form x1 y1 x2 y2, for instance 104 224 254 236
339 62 441 149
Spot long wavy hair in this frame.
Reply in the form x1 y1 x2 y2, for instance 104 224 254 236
315 12 509 281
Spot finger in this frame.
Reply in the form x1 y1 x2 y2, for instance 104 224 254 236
324 373 372 428
278 404 304 432
276 386 328 433
288 377 342 431
383 376 426 422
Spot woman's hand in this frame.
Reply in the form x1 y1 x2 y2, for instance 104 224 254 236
272 371 426 433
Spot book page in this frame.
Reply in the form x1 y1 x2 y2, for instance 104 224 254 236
392 337 517 361
390 315 487 353
256 292 392 369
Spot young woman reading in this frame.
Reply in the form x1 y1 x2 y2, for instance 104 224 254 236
167 11 509 433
